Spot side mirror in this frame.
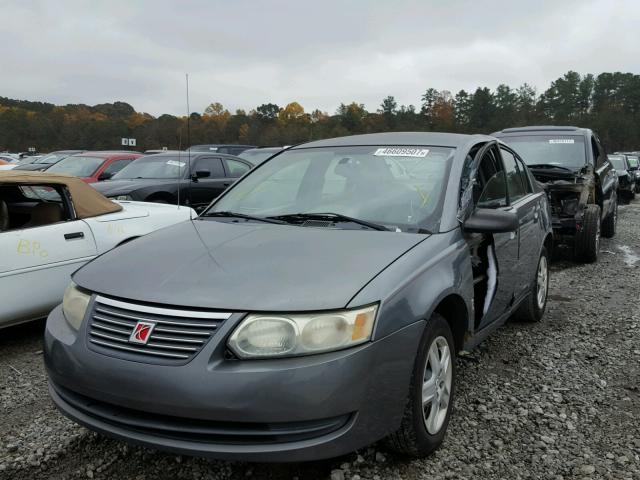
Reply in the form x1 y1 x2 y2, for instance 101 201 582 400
98 172 113 181
464 208 518 234
192 170 210 180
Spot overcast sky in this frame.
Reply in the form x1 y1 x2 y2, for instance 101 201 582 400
2 0 639 117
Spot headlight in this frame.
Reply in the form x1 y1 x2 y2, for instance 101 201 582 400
62 282 91 330
112 195 133 201
561 198 579 215
227 305 378 359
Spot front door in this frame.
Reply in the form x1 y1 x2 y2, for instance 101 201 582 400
473 144 520 329
189 156 229 211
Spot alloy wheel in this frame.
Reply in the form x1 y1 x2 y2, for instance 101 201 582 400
422 336 453 434
536 255 548 309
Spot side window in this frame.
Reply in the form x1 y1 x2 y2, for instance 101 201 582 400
477 148 508 208
511 152 533 193
194 157 224 178
224 159 251 178
4 185 71 230
103 159 132 176
500 149 527 203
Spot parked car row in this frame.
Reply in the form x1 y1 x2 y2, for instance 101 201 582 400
0 127 631 464
5 147 289 212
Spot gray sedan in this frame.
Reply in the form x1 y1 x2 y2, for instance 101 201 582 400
44 132 553 462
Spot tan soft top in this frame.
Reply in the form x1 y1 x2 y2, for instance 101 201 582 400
0 171 122 218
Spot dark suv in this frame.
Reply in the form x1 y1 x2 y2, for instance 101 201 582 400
93 152 253 211
494 126 617 262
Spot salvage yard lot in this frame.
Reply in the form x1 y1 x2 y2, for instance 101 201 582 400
1 206 639 480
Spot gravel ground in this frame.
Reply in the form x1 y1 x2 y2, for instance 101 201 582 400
1 202 639 480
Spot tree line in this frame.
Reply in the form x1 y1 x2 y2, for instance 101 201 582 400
1 71 639 153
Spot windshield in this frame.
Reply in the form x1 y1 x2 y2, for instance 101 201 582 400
47 156 103 177
206 145 455 233
502 135 586 169
239 149 281 166
626 156 638 168
608 155 626 170
113 156 187 179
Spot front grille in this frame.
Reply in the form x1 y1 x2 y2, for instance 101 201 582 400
87 296 231 365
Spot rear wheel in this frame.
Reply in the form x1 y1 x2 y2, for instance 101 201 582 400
386 314 455 457
575 204 601 263
513 247 549 322
601 197 617 238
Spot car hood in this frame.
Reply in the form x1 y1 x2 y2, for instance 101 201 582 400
73 220 427 311
93 179 177 195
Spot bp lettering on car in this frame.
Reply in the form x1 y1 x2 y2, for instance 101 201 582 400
45 132 553 462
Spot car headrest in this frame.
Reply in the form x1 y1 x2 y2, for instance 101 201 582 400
27 203 63 227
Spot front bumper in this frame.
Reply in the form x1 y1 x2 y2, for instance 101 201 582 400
45 305 424 462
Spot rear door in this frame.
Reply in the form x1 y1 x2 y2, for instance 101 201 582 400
189 156 228 210
499 146 543 297
0 185 97 325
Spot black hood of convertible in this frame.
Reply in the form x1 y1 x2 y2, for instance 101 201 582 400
73 220 426 311
93 178 178 195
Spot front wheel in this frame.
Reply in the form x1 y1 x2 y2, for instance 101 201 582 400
386 313 455 457
575 204 601 263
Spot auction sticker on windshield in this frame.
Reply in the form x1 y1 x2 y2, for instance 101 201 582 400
166 160 186 167
549 139 575 144
374 147 430 157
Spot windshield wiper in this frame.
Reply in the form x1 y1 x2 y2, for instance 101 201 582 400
267 212 389 231
527 163 574 172
200 211 285 225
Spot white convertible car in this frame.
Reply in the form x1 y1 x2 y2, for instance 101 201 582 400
0 171 195 328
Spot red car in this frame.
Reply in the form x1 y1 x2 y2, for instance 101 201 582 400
46 151 142 183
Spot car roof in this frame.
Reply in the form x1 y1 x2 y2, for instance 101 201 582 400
190 144 255 148
51 150 84 154
69 151 141 159
493 125 592 136
138 152 248 160
292 132 493 149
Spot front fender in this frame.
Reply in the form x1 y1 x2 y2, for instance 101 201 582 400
347 230 474 342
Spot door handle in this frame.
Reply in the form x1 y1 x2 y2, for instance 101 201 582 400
223 182 232 187
64 232 85 240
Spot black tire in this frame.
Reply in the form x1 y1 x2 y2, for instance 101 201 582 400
601 196 617 239
574 204 601 263
386 313 456 457
513 247 549 322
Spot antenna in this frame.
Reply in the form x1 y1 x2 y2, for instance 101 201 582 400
186 73 193 220
177 128 182 209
